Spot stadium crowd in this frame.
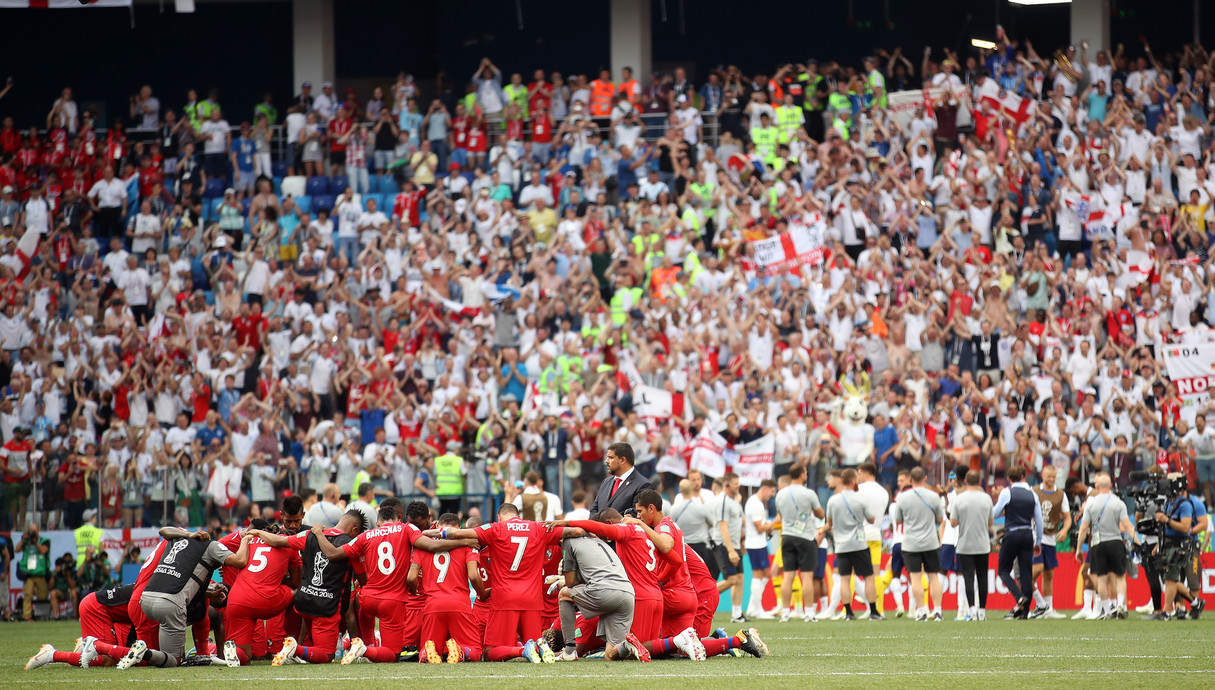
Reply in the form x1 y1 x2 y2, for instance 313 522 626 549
1 27 1214 652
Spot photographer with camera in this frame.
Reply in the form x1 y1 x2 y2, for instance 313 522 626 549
1132 465 1170 619
1075 474 1139 619
1154 472 1205 620
48 552 78 620
15 523 49 621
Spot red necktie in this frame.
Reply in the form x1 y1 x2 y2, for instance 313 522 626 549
609 477 622 498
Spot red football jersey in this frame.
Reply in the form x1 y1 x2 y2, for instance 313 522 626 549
470 549 490 614
475 517 558 611
685 544 717 595
342 521 422 600
230 536 302 606
570 520 662 602
418 545 474 613
653 516 693 592
218 529 246 589
133 539 168 595
407 547 427 611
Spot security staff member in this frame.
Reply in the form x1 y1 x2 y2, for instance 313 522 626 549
75 509 103 562
1155 473 1206 619
434 441 468 517
1074 474 1138 619
992 466 1043 619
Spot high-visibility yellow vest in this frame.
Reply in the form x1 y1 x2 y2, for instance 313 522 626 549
751 126 778 165
776 105 804 144
503 83 529 117
610 286 643 325
434 454 464 495
74 524 103 562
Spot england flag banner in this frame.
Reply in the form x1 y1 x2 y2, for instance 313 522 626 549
1162 344 1215 423
732 434 776 487
976 79 1032 125
688 425 728 478
749 221 829 276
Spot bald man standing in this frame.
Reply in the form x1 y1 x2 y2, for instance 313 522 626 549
304 483 346 528
1075 473 1139 620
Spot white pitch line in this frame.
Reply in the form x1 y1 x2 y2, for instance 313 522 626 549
18 669 1215 683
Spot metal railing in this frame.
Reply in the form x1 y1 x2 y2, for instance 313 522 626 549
45 109 724 176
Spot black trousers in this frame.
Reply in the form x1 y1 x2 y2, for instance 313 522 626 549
1143 545 1163 611
958 553 989 609
998 529 1034 602
95 206 123 242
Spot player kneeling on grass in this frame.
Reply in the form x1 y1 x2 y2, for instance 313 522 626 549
408 512 490 663
312 498 478 664
553 524 641 661
245 509 368 665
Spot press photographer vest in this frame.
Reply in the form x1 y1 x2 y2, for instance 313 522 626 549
146 538 211 595
295 530 355 618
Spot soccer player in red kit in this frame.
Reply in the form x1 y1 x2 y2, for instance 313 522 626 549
215 519 277 656
312 498 476 664
222 531 302 666
469 537 492 645
249 509 367 665
401 500 435 652
408 512 489 663
431 503 575 663
625 489 767 660
686 542 721 637
24 584 137 668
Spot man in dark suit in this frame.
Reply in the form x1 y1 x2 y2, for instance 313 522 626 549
590 442 653 516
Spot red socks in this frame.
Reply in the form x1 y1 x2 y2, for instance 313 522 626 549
297 646 333 664
92 642 125 659
361 646 399 663
51 651 103 666
462 646 483 662
485 646 525 662
701 636 740 657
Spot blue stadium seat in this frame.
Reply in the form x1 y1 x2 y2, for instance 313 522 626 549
205 198 223 222
203 178 226 199
295 195 312 214
272 176 283 195
313 195 336 214
241 197 252 215
271 161 288 178
380 176 400 194
330 175 348 193
306 176 329 197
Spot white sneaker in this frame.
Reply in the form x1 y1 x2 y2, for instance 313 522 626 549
855 608 870 620
72 638 85 654
1071 608 1090 620
272 636 298 666
1135 602 1154 614
779 611 790 623
556 649 578 661
914 609 927 622
117 640 147 670
679 627 706 661
828 609 846 621
749 610 776 620
25 644 55 671
976 610 987 621
341 637 366 665
895 607 906 619
803 611 818 623
223 640 241 668
79 637 98 668
1043 608 1066 620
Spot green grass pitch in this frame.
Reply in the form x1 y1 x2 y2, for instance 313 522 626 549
5 614 1214 688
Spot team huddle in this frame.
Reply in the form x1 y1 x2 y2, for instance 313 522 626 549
24 443 768 670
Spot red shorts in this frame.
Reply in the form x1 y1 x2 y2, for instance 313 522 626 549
360 595 407 652
630 599 662 642
693 587 717 638
420 610 481 656
403 608 423 649
574 613 604 649
225 586 294 647
659 587 698 637
474 605 489 646
483 608 541 648
80 594 132 645
127 593 159 651
301 611 341 654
